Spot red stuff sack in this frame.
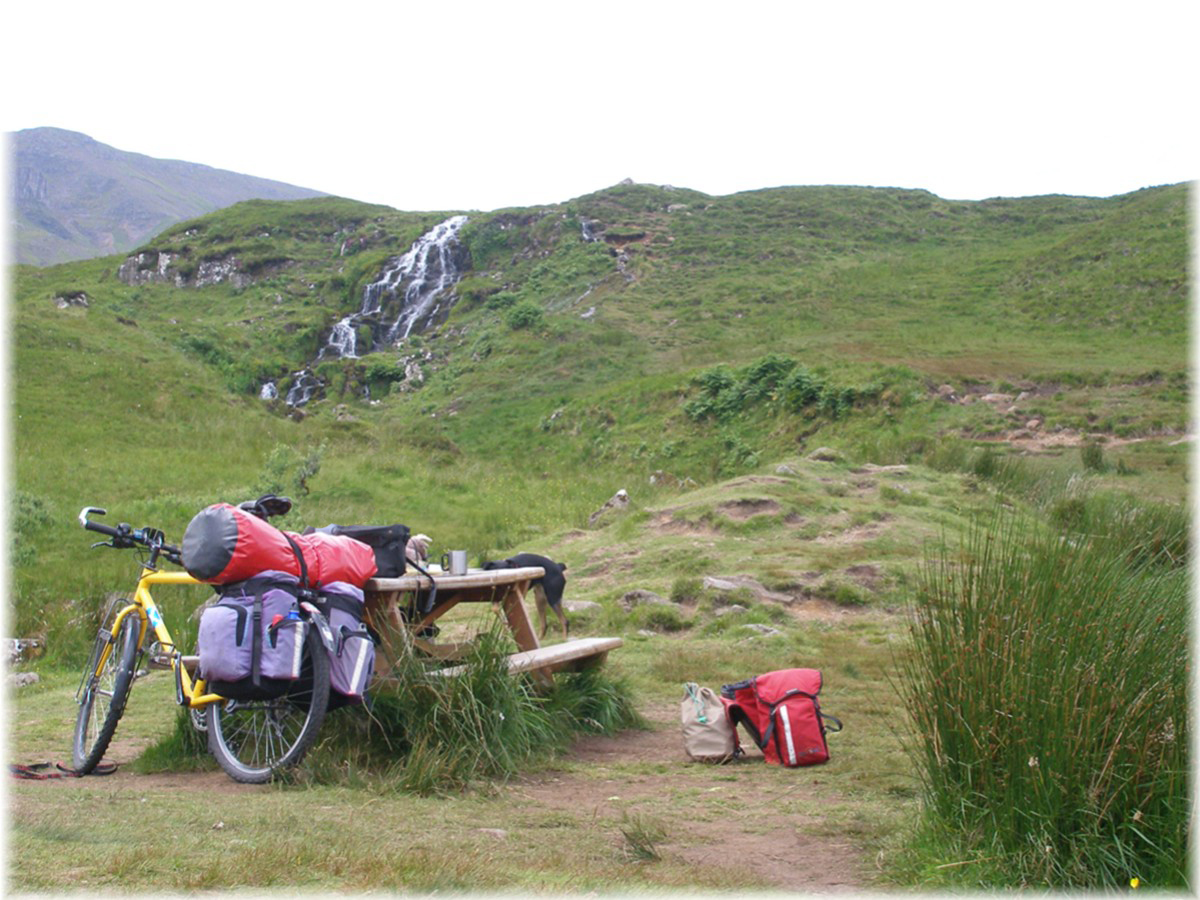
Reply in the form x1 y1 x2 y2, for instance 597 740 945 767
181 503 377 587
720 668 842 767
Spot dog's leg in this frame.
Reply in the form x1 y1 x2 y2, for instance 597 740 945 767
551 603 569 640
533 584 550 639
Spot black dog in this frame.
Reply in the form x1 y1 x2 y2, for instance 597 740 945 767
483 553 569 639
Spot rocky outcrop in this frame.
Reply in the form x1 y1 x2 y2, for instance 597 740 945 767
118 250 181 286
53 291 89 309
117 250 266 288
702 575 795 606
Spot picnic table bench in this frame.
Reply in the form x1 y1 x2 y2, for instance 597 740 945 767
363 567 621 683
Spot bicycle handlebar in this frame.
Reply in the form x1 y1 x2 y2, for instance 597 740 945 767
78 506 183 566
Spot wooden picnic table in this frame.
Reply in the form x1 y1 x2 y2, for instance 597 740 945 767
363 567 621 682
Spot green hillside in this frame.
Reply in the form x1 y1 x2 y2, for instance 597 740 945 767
9 180 1191 891
13 182 1189 640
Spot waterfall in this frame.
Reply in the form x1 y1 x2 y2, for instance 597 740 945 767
316 215 468 362
260 381 278 401
379 214 469 342
284 215 468 406
580 217 597 242
285 369 322 407
321 317 359 359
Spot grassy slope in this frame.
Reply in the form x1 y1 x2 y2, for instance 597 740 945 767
11 183 1189 649
8 180 1190 891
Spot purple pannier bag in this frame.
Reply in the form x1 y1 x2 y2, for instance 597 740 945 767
315 581 375 705
198 571 307 700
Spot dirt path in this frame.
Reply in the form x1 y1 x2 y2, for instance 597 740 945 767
510 702 869 892
25 699 870 892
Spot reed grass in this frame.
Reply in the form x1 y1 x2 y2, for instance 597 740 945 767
900 511 1189 888
301 624 644 793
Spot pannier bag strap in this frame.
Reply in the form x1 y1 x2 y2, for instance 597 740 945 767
406 557 438 615
250 591 263 688
821 712 844 732
282 533 311 590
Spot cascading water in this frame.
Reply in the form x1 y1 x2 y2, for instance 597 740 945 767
379 214 469 343
319 214 469 360
271 214 470 407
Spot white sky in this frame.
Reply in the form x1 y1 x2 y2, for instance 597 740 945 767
2 0 1197 211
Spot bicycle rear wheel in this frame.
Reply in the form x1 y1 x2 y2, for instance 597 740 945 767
73 611 141 773
206 625 330 783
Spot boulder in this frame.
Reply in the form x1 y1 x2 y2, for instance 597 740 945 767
588 488 629 526
807 447 840 462
702 575 794 606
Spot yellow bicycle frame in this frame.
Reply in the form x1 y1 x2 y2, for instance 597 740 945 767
95 566 226 708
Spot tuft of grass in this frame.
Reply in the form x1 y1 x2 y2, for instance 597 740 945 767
899 510 1189 888
618 813 666 862
133 708 214 774
301 624 642 793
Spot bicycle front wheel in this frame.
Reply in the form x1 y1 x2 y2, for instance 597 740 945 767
73 611 141 772
206 625 330 783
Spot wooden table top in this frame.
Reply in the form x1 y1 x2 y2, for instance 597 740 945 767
364 566 545 593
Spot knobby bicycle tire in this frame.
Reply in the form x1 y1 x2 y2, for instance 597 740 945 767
73 612 140 773
206 625 330 783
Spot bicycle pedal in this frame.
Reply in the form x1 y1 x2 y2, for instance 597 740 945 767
148 654 174 670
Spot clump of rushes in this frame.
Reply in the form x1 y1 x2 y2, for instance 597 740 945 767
900 512 1189 889
304 623 643 793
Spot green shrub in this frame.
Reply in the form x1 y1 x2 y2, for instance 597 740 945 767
1081 441 1106 472
506 301 544 330
633 603 689 632
669 576 703 603
486 291 519 310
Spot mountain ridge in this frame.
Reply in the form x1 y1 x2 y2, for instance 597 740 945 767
11 126 326 266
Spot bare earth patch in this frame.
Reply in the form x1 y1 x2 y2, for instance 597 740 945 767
512 702 869 891
717 498 781 520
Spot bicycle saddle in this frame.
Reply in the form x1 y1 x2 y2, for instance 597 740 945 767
237 494 293 520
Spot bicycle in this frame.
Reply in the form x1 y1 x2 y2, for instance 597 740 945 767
74 505 331 783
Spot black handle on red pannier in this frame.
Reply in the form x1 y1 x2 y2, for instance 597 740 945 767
405 557 438 615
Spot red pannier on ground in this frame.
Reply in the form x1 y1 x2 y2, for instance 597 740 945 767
720 668 843 767
181 503 378 587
